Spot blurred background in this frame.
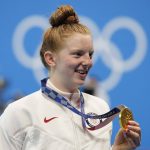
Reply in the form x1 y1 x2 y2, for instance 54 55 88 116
0 0 149 149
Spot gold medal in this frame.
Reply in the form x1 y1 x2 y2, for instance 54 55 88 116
119 107 134 129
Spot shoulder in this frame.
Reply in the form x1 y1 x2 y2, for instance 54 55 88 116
0 90 42 124
0 90 42 134
8 90 42 109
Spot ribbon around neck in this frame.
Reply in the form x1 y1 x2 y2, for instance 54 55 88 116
41 78 125 131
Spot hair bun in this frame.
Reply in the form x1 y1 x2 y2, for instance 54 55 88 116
50 5 79 27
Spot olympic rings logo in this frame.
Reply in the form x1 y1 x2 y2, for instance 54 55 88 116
12 15 147 104
79 16 147 102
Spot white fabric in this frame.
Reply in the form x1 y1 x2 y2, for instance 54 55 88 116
0 80 112 150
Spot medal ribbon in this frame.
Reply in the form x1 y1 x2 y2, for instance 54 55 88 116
41 78 124 130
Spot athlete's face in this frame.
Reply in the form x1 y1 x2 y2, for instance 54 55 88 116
50 33 94 92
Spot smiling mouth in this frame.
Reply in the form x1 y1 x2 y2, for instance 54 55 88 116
75 69 89 79
76 70 88 74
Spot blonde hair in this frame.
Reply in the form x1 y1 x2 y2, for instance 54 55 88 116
40 5 91 68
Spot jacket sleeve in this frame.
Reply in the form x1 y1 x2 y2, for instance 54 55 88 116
0 104 23 150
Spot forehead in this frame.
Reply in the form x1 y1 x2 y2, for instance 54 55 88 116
62 33 93 51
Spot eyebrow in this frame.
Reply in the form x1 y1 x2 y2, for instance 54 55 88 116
70 48 94 55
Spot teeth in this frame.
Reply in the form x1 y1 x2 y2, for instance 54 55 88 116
77 70 87 74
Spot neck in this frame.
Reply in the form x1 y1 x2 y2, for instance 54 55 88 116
49 77 78 94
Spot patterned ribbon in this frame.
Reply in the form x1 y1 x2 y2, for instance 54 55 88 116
41 78 125 130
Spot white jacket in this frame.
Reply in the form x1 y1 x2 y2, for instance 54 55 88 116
0 80 112 150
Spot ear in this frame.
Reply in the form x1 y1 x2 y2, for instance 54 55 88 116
44 51 56 67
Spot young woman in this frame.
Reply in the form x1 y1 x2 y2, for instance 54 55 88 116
0 5 141 150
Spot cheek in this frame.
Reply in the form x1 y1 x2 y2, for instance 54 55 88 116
64 58 78 68
58 60 75 74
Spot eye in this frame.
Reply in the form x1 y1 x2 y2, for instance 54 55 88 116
72 50 84 57
76 52 83 56
89 51 94 59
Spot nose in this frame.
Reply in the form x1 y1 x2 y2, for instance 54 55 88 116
82 54 93 67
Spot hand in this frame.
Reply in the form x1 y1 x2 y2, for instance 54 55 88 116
112 120 141 150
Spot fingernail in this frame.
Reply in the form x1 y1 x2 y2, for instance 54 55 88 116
125 128 130 133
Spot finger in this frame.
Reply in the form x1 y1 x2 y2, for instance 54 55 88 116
127 125 141 137
127 120 141 138
128 120 140 126
126 129 141 147
123 131 137 149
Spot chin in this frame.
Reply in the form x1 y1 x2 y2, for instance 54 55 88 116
75 80 85 86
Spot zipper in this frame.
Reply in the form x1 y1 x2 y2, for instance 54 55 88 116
69 110 81 150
